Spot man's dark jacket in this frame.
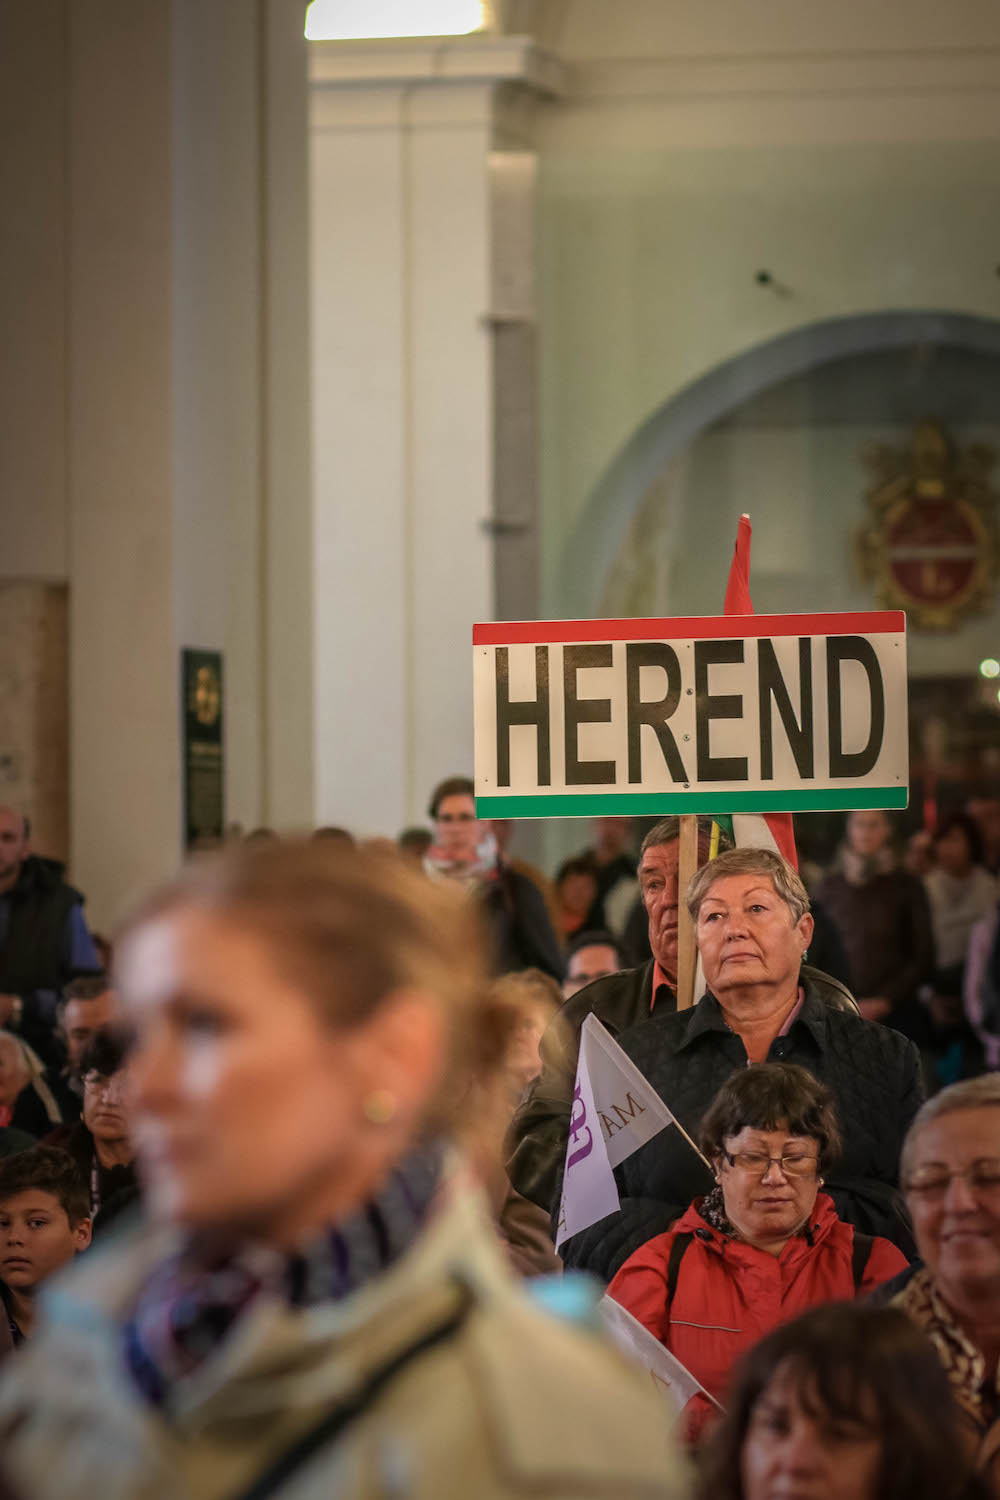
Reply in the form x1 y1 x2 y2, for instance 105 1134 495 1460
484 866 563 980
506 963 923 1282
0 857 85 997
0 857 94 1066
815 865 934 1015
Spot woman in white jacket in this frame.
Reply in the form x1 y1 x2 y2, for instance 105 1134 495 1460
0 838 686 1500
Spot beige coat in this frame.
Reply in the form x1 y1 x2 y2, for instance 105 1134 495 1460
0 1185 689 1500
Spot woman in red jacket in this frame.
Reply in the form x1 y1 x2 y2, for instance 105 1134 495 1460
607 1063 907 1414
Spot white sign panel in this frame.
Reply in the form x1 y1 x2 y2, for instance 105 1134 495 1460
600 1297 723 1424
473 610 907 817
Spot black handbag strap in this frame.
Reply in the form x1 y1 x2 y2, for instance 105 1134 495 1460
665 1231 693 1305
851 1231 874 1290
227 1280 475 1500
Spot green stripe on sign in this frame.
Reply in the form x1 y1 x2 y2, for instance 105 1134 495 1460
476 787 908 818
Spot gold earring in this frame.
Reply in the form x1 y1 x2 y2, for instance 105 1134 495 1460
363 1089 397 1126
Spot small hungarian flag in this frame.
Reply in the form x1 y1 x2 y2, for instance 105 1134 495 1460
713 516 798 869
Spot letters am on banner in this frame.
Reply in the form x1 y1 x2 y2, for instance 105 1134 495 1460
555 1016 706 1248
473 610 908 818
554 1018 619 1248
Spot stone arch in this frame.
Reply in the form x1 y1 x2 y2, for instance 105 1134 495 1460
555 310 1000 618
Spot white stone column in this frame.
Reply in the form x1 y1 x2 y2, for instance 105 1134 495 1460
310 35 563 834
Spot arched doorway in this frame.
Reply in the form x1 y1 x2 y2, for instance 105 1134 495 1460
555 310 1000 626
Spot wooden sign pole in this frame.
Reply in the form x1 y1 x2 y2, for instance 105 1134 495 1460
676 814 699 1010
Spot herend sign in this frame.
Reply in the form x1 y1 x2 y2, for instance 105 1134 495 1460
473 611 908 817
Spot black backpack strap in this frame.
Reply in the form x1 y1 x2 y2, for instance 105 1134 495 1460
851 1231 874 1290
666 1231 694 1305
226 1279 475 1500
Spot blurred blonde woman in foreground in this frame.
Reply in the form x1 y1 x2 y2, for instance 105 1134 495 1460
0 840 686 1500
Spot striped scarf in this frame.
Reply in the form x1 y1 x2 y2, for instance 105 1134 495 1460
122 1141 444 1407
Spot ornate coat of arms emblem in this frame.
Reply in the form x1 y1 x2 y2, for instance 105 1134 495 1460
191 664 221 726
857 420 998 630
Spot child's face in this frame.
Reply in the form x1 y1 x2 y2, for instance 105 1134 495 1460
0 1190 91 1291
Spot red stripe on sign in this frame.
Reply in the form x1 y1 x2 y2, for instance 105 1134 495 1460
472 611 905 646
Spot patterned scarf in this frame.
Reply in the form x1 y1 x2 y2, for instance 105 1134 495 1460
122 1141 444 1408
698 1185 735 1235
697 1185 815 1244
897 1268 1000 1429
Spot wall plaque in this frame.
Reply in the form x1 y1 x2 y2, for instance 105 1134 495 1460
182 648 224 849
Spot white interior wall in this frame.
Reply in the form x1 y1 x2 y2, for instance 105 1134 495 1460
539 142 1000 610
309 41 552 835
551 0 1000 57
171 1 264 829
0 0 313 928
0 0 68 585
261 0 316 832
407 93 494 814
68 2 180 928
311 84 410 833
534 3 1000 611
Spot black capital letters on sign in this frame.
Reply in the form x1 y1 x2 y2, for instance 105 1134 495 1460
695 639 749 783
563 643 616 786
758 637 814 780
495 645 551 787
625 642 687 783
826 636 885 779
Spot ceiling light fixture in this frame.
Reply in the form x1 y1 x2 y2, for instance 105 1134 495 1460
305 0 486 40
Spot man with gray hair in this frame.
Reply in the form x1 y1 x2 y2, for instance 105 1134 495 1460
57 976 117 1089
506 819 857 1234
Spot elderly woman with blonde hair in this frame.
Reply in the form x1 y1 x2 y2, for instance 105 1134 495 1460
0 840 686 1500
558 846 924 1283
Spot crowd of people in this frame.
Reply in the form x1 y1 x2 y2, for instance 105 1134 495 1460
1 787 1000 1496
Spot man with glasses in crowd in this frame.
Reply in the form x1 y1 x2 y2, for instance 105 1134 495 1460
424 776 562 979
